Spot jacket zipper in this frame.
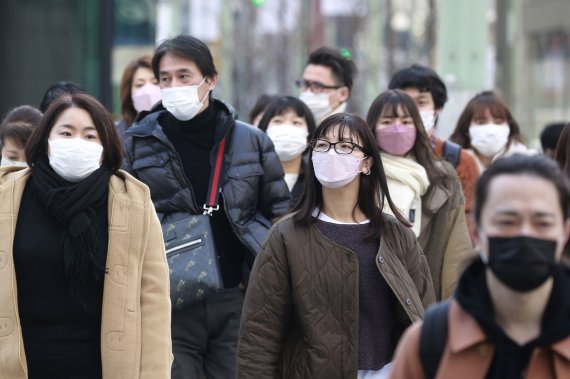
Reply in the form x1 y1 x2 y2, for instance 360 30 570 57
165 238 202 255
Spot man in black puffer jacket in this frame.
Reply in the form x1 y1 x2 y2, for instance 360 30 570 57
123 35 290 379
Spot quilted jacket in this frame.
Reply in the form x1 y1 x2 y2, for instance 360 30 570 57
236 214 436 378
123 99 291 263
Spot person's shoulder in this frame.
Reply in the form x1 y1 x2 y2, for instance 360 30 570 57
126 109 165 137
506 141 537 156
110 170 151 203
271 213 298 233
383 213 415 238
389 320 424 377
457 148 480 174
0 166 30 186
434 158 459 182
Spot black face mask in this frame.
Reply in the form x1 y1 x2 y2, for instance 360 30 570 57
486 236 557 292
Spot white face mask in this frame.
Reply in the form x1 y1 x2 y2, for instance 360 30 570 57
312 149 365 189
132 83 162 113
266 124 309 162
1 157 27 167
419 110 436 135
48 138 103 183
469 123 510 157
299 91 332 123
161 78 208 121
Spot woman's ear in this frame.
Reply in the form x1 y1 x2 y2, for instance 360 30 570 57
361 156 373 175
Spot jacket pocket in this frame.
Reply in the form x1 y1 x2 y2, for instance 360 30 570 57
225 164 265 214
131 151 170 170
226 163 264 179
131 152 177 199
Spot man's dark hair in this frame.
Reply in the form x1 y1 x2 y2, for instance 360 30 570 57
307 47 357 91
474 154 570 225
541 122 566 151
152 35 218 80
388 64 448 109
39 81 85 113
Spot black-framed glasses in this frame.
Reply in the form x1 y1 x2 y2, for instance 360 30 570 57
310 139 366 155
295 79 342 94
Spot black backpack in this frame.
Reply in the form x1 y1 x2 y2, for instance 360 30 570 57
419 301 451 379
442 140 461 168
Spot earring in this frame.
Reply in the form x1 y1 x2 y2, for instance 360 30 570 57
363 167 371 176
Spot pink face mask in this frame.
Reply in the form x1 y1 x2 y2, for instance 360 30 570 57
312 149 365 189
375 124 416 156
132 83 162 113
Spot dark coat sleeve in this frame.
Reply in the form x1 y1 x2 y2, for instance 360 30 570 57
256 132 291 220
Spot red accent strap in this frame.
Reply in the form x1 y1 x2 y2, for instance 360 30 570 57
206 137 226 208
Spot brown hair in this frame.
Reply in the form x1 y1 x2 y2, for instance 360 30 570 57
26 93 124 172
119 55 153 128
0 105 43 148
366 89 444 183
450 90 523 149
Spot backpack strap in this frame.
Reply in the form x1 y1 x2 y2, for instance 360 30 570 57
419 301 451 379
442 140 461 168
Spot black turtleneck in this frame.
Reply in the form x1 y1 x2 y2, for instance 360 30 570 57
161 102 245 288
162 103 216 206
455 259 570 379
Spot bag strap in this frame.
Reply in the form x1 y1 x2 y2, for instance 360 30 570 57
203 137 227 215
419 300 451 379
442 140 461 168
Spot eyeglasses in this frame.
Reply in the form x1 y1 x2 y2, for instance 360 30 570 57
295 79 342 94
310 139 366 155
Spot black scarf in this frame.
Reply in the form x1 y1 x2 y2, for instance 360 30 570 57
455 258 570 379
30 156 111 308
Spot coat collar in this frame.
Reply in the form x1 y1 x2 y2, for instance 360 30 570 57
448 300 490 353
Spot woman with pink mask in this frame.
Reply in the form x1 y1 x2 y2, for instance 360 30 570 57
367 89 473 301
117 55 162 137
237 113 434 379
450 90 534 171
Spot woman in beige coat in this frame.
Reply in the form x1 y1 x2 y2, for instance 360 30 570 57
0 92 171 378
367 90 473 300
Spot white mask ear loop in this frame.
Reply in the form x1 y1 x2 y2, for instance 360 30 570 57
198 77 210 104
476 231 489 264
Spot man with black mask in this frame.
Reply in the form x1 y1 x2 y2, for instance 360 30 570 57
389 154 570 379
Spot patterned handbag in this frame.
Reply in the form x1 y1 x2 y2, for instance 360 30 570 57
162 137 227 309
163 214 223 309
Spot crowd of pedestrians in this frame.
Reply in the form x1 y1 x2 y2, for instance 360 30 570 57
1 33 570 378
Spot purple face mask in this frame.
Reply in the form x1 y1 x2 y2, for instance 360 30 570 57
375 124 416 156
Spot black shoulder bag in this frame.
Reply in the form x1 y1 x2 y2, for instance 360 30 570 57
162 138 227 310
419 300 451 379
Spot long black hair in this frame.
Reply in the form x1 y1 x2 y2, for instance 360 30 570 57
292 113 410 239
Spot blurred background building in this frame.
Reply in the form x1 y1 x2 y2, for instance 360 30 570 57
1 0 569 146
